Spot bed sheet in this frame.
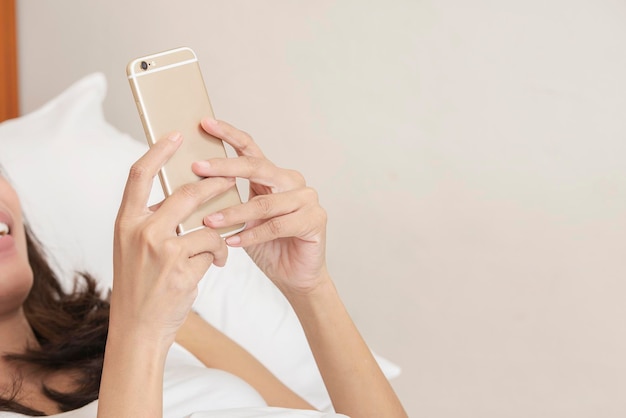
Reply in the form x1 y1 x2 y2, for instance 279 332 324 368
186 408 347 418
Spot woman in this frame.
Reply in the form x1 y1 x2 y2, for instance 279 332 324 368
0 118 407 417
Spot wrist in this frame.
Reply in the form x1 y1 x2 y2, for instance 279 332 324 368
107 310 176 354
280 267 335 302
106 325 172 360
281 271 345 322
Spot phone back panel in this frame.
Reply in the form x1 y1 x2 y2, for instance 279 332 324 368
127 47 244 236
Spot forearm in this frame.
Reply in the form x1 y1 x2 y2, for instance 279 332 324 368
97 323 170 418
285 275 408 418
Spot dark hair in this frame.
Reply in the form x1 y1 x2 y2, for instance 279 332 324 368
0 224 110 415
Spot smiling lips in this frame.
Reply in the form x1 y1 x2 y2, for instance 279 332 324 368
0 221 15 254
0 222 9 237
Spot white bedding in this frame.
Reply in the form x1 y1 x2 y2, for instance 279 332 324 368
0 343 348 418
0 407 346 418
166 343 347 417
186 409 346 418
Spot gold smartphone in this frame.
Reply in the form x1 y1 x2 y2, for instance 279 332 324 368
127 47 245 236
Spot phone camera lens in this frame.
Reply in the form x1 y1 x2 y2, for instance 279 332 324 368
141 61 148 70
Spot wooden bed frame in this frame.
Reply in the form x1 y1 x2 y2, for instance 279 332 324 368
1 0 19 122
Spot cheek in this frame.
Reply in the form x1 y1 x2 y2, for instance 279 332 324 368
0 230 34 313
0 258 34 312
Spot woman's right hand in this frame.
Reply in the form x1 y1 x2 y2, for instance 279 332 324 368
100 132 234 418
109 132 232 348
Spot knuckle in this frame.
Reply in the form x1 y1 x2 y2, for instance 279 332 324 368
238 130 255 151
244 155 263 172
316 206 328 226
161 238 181 256
246 226 260 243
253 195 273 216
266 218 283 236
128 162 149 181
287 169 306 186
114 215 126 232
138 223 160 245
302 187 319 203
178 183 201 201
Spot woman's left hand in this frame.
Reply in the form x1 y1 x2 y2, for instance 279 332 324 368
192 118 328 295
192 119 409 418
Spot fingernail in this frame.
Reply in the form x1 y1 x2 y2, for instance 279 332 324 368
204 117 218 126
225 235 241 246
205 212 224 224
168 132 182 142
194 161 211 170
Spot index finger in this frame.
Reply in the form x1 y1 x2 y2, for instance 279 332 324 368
200 117 265 159
120 132 183 214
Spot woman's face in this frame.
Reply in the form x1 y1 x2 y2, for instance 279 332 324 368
0 175 34 314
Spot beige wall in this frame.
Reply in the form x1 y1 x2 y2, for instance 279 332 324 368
17 1 626 416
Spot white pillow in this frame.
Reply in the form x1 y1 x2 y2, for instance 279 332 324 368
0 73 143 288
0 73 400 410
